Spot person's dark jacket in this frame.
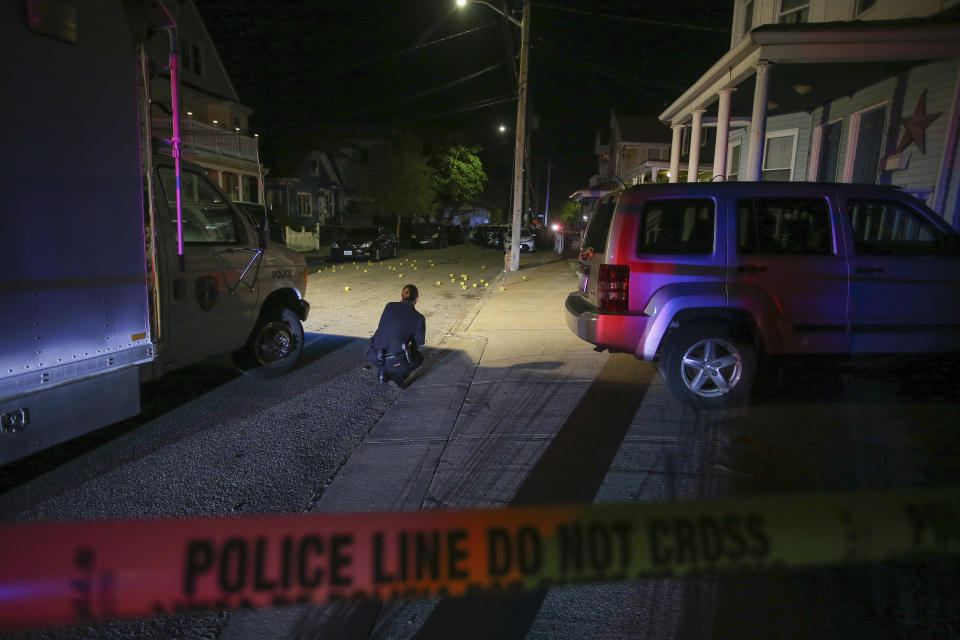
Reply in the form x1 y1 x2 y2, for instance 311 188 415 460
370 300 425 355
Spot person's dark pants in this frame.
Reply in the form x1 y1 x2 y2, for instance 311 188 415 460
367 347 423 383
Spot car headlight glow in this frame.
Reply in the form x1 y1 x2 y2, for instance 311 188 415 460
331 241 339 249
432 233 439 238
360 241 372 248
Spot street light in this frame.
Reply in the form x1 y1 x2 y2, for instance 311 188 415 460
457 0 529 272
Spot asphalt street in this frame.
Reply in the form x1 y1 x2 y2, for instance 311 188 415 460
2 243 959 639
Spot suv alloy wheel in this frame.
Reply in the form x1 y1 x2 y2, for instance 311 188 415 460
659 321 756 409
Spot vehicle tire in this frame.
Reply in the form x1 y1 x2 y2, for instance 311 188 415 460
374 248 381 262
235 308 304 378
658 321 756 409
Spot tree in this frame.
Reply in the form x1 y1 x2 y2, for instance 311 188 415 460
363 133 437 226
433 143 487 213
558 200 580 224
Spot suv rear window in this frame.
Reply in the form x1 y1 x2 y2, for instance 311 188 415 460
737 197 832 255
583 199 616 253
637 198 715 255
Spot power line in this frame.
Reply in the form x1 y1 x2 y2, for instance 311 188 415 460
532 3 729 33
393 93 517 124
323 62 508 120
312 22 499 77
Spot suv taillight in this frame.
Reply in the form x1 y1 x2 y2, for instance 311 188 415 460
598 264 630 312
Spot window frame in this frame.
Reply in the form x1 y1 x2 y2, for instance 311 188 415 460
742 0 755 38
842 103 888 184
807 118 844 182
736 196 835 256
854 0 876 17
778 0 811 24
297 192 313 218
158 166 244 246
635 197 717 256
846 198 953 257
727 140 742 181
762 129 799 182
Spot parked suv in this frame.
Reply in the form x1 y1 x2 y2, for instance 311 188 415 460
566 182 960 408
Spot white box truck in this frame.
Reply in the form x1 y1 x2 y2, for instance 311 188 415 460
0 0 310 465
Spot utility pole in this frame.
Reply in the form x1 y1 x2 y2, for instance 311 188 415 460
508 0 529 272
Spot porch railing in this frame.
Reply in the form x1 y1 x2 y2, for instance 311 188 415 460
152 118 259 162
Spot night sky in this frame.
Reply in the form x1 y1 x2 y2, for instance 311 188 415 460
195 0 734 212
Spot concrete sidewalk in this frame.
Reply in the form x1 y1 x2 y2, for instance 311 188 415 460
310 254 610 512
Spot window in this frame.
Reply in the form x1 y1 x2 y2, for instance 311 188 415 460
848 200 950 256
637 199 715 255
855 0 876 15
779 0 810 24
297 193 313 218
223 173 240 201
310 159 320 176
743 0 754 35
647 147 668 161
737 198 832 255
159 166 239 244
179 39 202 75
762 131 797 181
815 121 842 183
583 199 616 253
728 142 741 181
850 106 886 184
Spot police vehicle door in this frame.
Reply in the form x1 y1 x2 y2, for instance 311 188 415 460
156 164 262 366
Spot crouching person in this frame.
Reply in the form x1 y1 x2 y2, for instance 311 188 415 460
367 284 425 388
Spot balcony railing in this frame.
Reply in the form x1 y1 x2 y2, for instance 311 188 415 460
152 118 259 162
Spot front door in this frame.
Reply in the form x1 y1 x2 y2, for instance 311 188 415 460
156 165 261 367
842 197 960 352
728 195 849 353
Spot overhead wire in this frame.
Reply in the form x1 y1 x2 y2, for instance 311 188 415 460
311 22 499 77
531 3 729 33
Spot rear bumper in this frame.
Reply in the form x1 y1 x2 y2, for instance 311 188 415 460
565 293 650 358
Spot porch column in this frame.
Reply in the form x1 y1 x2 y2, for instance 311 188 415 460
745 62 772 182
712 89 735 181
687 109 705 182
669 124 683 183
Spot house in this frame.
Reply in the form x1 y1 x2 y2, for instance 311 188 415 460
659 0 960 227
571 111 698 216
145 0 263 204
264 135 388 234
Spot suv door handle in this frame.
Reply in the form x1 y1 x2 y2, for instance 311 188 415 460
737 264 767 273
855 266 885 274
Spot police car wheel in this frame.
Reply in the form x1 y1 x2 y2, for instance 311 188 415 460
236 308 304 376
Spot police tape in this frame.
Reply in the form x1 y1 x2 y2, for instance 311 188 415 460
1 486 958 632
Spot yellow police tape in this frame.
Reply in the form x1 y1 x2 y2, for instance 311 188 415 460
0 486 957 631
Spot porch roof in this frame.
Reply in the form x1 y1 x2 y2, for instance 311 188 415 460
660 16 960 126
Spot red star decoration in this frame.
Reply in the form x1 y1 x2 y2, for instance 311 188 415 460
896 89 942 154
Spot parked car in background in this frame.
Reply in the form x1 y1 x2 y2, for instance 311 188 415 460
410 222 448 249
331 226 397 261
504 229 535 252
566 182 960 409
